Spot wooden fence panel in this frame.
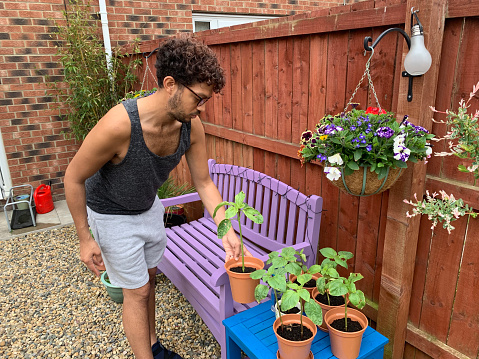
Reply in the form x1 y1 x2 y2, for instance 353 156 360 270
128 3 479 357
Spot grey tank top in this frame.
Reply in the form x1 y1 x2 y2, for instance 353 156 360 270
85 98 191 215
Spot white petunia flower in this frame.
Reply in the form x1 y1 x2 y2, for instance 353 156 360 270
324 167 341 181
425 146 433 156
328 153 344 166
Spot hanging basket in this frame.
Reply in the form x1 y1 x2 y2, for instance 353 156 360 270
329 166 405 196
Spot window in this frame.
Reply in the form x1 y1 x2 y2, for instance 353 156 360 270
192 13 279 32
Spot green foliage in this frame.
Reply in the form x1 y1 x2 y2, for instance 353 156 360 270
213 191 263 271
48 0 142 141
251 247 323 337
328 273 366 331
430 81 479 180
117 88 158 104
157 176 195 200
298 106 434 179
404 190 476 234
316 247 353 306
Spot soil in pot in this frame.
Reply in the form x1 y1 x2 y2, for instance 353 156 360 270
229 266 257 274
314 292 345 306
330 317 363 332
276 323 314 341
281 307 301 315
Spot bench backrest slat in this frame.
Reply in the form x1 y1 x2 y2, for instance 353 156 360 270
207 159 323 262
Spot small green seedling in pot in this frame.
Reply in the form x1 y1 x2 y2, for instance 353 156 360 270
213 191 263 272
316 247 353 305
328 272 366 331
281 273 323 339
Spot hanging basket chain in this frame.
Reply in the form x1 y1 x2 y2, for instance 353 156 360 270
140 52 159 91
344 48 382 113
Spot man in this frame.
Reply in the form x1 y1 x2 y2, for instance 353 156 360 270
64 37 251 359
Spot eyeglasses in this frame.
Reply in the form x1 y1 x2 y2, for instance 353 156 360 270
182 84 212 107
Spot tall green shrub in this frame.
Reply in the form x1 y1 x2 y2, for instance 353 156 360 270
49 0 142 141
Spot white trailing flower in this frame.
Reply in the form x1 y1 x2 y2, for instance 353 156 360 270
328 153 344 166
324 167 341 181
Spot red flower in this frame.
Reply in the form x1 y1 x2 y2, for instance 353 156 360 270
365 107 386 115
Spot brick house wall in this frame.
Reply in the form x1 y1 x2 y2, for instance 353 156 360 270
0 0 347 201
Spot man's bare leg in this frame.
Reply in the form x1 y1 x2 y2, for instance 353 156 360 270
123 281 154 359
147 267 158 346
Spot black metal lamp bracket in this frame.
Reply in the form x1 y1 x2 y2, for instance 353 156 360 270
364 28 416 102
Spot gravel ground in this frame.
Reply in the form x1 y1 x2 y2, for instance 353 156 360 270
0 224 221 358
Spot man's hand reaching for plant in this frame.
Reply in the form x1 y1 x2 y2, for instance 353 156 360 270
222 230 252 261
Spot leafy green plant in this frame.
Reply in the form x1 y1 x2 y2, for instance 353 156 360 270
213 191 263 272
328 273 366 331
299 105 434 180
117 88 158 104
251 248 322 339
48 0 142 141
405 81 479 232
315 247 353 306
430 81 479 180
157 176 196 201
404 190 476 233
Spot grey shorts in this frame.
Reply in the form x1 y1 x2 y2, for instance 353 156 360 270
87 197 167 289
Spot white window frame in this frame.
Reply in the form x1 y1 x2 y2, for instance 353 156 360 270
192 13 278 32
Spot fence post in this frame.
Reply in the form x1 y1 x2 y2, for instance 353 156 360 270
376 0 447 358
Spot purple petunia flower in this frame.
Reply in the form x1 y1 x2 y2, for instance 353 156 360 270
376 126 394 139
366 145 372 151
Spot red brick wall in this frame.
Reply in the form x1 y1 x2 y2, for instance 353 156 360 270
0 0 347 200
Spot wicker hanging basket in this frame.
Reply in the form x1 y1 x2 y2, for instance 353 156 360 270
329 166 405 196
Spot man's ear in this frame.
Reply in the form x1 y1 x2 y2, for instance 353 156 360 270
163 76 176 95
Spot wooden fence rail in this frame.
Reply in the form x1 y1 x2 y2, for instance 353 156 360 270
127 1 479 357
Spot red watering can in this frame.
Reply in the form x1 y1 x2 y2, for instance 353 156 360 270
34 184 54 214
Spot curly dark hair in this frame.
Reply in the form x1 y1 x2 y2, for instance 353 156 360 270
155 37 225 93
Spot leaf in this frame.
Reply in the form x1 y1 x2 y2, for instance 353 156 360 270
298 273 312 286
280 290 299 311
304 301 323 326
216 219 232 239
243 207 264 224
250 269 266 280
281 247 297 258
254 284 270 303
235 191 246 206
327 268 340 278
394 160 408 168
347 161 360 170
213 201 232 218
269 275 287 293
224 206 238 219
316 277 326 294
285 262 302 276
335 258 348 269
299 288 310 302
320 247 337 259
328 279 348 297
338 251 354 260
354 150 362 161
308 264 322 275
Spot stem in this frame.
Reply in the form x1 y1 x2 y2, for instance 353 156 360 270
300 302 304 340
275 289 284 330
327 291 331 306
238 212 245 271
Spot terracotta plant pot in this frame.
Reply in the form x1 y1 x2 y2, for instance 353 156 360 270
311 287 345 332
324 307 368 359
273 314 317 359
224 256 264 303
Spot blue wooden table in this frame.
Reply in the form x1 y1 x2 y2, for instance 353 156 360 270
222 301 388 359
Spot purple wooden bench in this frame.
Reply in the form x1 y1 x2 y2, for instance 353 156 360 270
158 159 323 359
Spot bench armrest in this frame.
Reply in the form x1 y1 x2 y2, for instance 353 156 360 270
160 192 201 208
